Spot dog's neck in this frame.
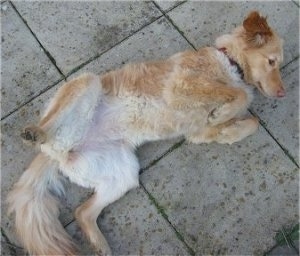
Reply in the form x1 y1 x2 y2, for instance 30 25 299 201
217 47 244 80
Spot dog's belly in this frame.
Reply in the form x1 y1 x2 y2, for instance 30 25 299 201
87 96 209 146
84 97 178 145
75 94 203 148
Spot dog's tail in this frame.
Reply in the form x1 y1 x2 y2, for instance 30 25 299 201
7 152 77 255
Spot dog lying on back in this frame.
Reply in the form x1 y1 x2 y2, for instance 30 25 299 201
7 11 285 255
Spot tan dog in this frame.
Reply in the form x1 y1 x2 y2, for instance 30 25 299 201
7 11 285 255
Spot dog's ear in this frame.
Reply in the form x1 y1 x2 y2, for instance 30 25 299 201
243 11 273 47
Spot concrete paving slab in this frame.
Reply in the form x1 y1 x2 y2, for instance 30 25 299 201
12 1 162 75
141 129 298 255
251 59 299 165
66 187 189 255
167 1 299 66
1 2 62 118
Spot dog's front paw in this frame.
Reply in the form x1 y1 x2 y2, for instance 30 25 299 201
21 125 46 145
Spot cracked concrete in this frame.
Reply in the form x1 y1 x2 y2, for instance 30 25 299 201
1 1 299 255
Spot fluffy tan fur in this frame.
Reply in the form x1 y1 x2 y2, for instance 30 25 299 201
7 11 285 255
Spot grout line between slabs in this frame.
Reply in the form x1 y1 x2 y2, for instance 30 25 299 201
10 1 66 79
291 0 300 7
1 77 65 121
155 0 187 12
138 138 191 254
249 109 299 168
64 181 196 256
280 56 299 74
140 182 196 256
64 14 166 77
139 138 185 175
152 1 197 51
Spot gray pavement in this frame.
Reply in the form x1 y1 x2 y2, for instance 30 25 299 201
1 1 299 255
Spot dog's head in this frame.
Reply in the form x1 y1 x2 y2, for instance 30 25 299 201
216 11 285 98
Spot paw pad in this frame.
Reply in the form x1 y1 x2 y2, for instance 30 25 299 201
21 126 46 144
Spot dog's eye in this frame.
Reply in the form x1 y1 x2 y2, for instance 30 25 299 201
268 59 275 66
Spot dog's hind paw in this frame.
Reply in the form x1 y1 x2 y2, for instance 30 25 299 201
21 125 46 144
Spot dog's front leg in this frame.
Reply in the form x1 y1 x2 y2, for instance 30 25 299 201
164 76 249 123
186 117 259 145
207 88 249 126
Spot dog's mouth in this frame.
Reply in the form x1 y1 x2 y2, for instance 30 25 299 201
256 81 269 97
256 81 285 98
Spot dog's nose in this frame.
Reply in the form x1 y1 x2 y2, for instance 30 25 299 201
277 88 285 97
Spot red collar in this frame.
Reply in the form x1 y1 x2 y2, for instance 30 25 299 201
218 48 244 79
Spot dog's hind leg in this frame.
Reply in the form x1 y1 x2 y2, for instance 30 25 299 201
71 144 140 255
21 125 47 145
22 73 102 150
186 117 259 145
75 172 139 255
40 73 101 129
75 192 112 255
